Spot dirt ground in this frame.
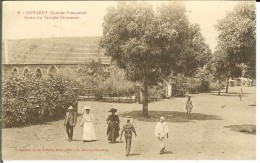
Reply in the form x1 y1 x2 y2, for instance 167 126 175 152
2 86 256 160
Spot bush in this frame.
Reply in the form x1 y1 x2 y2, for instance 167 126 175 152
148 85 164 101
194 67 214 92
171 74 187 97
185 77 201 94
209 82 218 91
2 74 78 128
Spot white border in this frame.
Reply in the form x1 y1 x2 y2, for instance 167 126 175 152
2 2 260 163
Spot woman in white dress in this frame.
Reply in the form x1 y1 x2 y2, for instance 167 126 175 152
80 106 96 142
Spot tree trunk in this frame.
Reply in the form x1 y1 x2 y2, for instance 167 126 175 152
218 78 221 95
142 77 149 117
225 78 230 93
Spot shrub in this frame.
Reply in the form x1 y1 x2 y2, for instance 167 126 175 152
171 74 187 97
209 82 221 91
2 74 78 128
185 77 201 94
194 67 214 92
148 85 164 101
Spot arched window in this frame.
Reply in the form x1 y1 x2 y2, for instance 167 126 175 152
77 67 83 73
47 65 58 76
12 67 19 74
63 67 72 76
23 67 30 76
35 67 42 78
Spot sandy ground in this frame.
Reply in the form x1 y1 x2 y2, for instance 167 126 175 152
2 86 256 160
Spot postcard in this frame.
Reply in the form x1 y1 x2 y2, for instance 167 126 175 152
1 1 257 161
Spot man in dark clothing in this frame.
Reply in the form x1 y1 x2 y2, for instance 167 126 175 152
120 116 137 157
64 106 77 142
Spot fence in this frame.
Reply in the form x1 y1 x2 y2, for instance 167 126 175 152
78 95 137 103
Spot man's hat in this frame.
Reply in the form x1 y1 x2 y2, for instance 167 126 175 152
108 108 117 112
83 106 91 110
68 106 73 110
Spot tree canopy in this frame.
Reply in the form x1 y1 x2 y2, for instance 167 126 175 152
213 2 256 80
101 2 211 116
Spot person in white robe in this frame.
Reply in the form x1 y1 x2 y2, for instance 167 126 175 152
80 106 96 142
154 116 169 154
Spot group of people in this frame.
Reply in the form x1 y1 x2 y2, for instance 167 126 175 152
64 106 139 156
64 96 193 156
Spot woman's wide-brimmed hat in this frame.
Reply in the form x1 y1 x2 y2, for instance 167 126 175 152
68 106 73 110
83 106 91 110
108 108 117 112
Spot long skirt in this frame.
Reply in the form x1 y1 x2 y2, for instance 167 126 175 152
82 121 96 141
107 122 119 142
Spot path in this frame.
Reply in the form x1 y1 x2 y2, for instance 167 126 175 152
2 86 256 160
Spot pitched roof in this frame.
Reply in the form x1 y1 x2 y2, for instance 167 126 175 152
2 37 110 65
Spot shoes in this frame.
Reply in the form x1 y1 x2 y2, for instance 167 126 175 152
125 154 129 157
69 139 72 142
160 148 167 155
163 148 167 153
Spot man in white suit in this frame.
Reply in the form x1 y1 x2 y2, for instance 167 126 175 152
155 116 169 154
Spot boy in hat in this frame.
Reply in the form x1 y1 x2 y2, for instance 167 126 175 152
155 116 169 154
120 116 137 157
64 106 77 142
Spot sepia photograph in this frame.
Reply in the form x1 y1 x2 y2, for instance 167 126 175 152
1 1 257 160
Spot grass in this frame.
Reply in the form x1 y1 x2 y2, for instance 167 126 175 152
119 110 222 123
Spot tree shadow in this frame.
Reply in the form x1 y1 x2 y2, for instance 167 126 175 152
224 124 256 135
209 91 250 97
248 104 256 107
119 110 222 123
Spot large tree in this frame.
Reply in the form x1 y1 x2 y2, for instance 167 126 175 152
101 2 211 117
213 2 256 93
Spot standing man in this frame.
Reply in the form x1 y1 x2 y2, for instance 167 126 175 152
64 106 77 142
120 116 137 157
155 116 169 154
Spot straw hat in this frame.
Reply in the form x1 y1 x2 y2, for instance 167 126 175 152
68 106 73 110
108 108 117 112
83 106 91 110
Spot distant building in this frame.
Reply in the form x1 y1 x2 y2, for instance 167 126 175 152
2 37 110 78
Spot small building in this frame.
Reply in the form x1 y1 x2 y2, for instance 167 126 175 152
2 37 111 78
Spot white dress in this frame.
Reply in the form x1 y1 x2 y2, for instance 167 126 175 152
81 113 96 141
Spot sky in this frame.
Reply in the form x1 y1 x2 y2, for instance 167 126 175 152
2 1 245 52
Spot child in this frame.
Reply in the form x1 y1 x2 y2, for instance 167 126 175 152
155 116 169 154
239 88 243 101
120 116 137 157
186 96 193 114
64 106 77 142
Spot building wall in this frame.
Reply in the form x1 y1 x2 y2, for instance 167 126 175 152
2 64 110 78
